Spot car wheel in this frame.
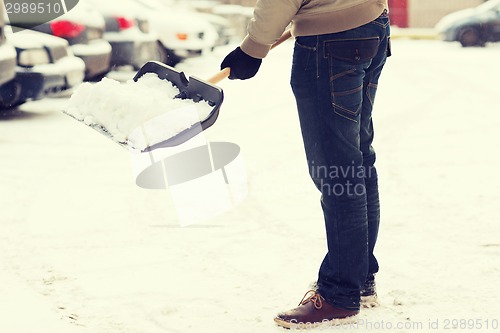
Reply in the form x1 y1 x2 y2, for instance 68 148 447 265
0 81 22 110
458 27 484 47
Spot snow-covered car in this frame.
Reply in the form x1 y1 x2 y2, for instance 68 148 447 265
120 0 220 66
178 1 235 46
1 28 85 109
27 3 112 80
82 0 161 70
196 12 234 47
435 0 500 47
212 4 254 39
0 0 17 107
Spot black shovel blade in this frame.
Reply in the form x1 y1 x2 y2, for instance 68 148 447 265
133 61 224 152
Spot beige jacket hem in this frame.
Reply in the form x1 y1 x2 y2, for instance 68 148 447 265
241 0 388 59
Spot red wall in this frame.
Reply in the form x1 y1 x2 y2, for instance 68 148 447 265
388 0 409 28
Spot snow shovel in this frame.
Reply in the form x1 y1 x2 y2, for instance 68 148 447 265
66 30 292 153
130 62 225 152
131 30 291 152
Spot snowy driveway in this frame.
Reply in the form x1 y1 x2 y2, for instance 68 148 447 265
1 39 499 332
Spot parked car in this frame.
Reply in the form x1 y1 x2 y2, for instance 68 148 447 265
196 12 234 47
0 28 85 109
0 0 17 108
212 4 254 39
82 0 162 70
435 0 500 47
27 3 112 80
117 0 220 66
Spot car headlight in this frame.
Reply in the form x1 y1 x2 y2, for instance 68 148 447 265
18 48 51 67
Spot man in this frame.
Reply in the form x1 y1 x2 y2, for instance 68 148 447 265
221 0 391 328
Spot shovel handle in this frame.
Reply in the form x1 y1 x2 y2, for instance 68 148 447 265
207 67 231 84
271 29 293 49
207 29 292 85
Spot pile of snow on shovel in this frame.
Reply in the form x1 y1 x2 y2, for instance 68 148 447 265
65 73 213 150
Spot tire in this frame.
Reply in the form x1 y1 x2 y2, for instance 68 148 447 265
458 26 484 47
0 80 23 110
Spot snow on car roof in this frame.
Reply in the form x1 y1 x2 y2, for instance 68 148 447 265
5 27 69 49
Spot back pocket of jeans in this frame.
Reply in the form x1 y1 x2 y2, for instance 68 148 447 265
324 37 379 63
324 38 379 122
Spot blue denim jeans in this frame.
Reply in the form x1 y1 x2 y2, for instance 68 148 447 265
290 13 390 310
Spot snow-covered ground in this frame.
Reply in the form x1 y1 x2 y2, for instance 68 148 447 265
1 38 499 332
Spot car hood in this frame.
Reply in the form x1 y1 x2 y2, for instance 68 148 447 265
147 9 216 34
82 0 149 21
5 27 69 49
58 3 105 29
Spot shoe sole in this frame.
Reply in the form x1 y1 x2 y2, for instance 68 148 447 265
361 295 379 308
274 315 358 330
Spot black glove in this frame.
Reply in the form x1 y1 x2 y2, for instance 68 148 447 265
220 47 262 80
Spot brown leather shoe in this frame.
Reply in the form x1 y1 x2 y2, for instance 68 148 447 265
274 290 359 329
310 276 380 309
